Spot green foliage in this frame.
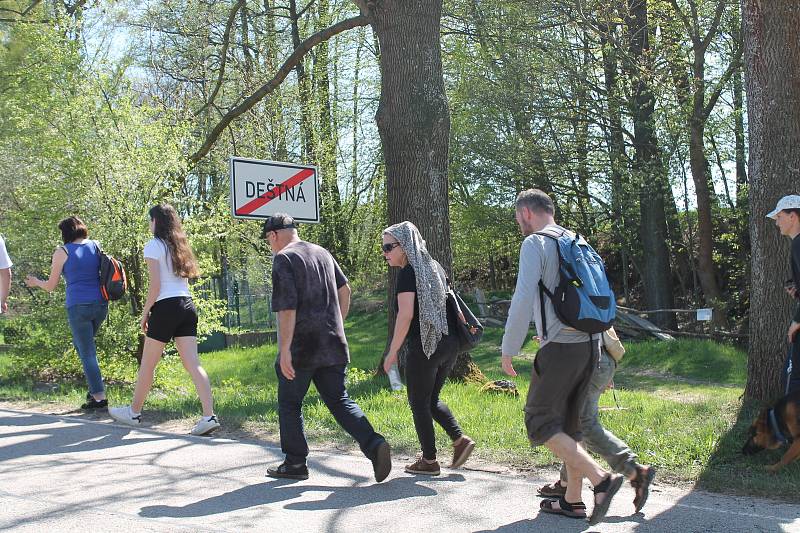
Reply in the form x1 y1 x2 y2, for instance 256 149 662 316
0 17 227 377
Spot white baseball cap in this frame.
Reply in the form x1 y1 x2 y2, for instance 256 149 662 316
766 195 800 219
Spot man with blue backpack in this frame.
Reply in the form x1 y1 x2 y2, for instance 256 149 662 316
502 189 623 525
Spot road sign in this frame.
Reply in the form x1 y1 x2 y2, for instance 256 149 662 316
230 157 320 222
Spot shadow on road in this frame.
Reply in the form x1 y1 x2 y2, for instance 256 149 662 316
139 474 465 518
0 411 229 464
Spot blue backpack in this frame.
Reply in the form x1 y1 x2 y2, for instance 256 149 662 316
535 228 616 338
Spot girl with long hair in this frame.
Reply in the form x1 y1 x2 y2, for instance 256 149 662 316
25 216 109 409
381 221 475 475
109 204 219 435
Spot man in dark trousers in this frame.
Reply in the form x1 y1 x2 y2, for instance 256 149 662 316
264 213 392 482
767 195 800 393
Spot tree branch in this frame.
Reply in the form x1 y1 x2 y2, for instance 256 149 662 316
188 14 369 165
700 0 727 53
702 42 743 119
668 0 697 44
195 0 245 116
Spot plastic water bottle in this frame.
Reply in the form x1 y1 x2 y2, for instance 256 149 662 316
387 363 403 391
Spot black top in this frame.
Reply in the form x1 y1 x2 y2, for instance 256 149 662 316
395 263 457 353
271 241 349 369
792 234 800 323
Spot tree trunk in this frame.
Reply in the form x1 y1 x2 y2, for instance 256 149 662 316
314 0 348 262
742 0 800 400
599 18 632 304
289 0 315 163
625 0 677 330
362 0 484 382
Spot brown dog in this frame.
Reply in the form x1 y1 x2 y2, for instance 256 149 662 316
742 389 800 472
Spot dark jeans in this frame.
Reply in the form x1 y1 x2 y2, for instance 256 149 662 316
405 335 463 460
275 360 385 465
66 302 108 395
786 332 800 394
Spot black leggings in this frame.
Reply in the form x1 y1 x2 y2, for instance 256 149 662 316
405 335 463 460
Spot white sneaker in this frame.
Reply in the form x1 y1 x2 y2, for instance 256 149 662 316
109 406 142 427
191 415 220 436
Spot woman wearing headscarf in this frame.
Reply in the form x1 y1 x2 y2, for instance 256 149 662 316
381 221 475 475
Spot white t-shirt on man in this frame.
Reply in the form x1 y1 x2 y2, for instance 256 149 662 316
143 238 190 301
0 236 12 270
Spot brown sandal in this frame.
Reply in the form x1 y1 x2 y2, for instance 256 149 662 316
631 465 656 513
537 480 567 497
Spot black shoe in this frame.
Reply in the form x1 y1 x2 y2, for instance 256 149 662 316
81 394 108 410
267 462 309 480
370 440 392 482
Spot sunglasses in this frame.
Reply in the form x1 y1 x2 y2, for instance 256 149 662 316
381 242 401 253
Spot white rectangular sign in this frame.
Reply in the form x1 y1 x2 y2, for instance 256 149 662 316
696 308 713 321
230 156 320 222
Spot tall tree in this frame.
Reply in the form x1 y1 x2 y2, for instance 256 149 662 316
742 0 800 400
664 0 743 327
625 0 678 330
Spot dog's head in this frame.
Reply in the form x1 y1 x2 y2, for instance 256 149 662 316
742 409 782 455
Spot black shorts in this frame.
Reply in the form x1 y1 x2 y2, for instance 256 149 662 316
146 296 198 343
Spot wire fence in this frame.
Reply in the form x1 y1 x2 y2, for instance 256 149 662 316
198 268 276 332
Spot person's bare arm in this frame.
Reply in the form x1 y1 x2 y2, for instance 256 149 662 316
140 258 161 333
338 283 351 321
25 248 67 292
383 292 414 373
278 309 297 380
0 268 10 313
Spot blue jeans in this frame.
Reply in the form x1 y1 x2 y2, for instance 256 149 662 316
275 360 385 465
66 302 108 395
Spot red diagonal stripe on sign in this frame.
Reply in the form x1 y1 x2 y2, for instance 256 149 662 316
236 168 315 216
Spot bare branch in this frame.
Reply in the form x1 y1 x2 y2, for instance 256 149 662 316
195 0 245 116
188 14 369 165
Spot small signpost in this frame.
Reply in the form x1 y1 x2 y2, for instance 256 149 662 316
230 157 320 222
696 308 713 321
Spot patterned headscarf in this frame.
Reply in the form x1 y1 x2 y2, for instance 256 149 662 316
384 221 449 358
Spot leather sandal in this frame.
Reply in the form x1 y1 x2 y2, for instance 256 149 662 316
631 465 656 513
539 497 586 518
537 480 567 497
588 473 624 525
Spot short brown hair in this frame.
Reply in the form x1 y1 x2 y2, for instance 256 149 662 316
58 216 88 244
783 208 800 219
515 189 555 215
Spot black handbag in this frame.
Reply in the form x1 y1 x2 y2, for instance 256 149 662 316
446 289 484 353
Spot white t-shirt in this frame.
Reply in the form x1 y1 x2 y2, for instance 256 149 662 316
143 238 190 301
0 236 12 269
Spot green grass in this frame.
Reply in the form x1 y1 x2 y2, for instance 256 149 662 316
1 310 798 500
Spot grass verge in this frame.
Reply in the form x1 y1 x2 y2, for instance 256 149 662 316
1 310 798 500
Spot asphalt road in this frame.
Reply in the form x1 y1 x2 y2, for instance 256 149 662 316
0 408 797 532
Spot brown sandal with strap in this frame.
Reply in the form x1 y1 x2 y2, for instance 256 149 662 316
631 465 656 513
537 480 567 497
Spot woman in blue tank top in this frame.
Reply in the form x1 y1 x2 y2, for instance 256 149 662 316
25 216 109 410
